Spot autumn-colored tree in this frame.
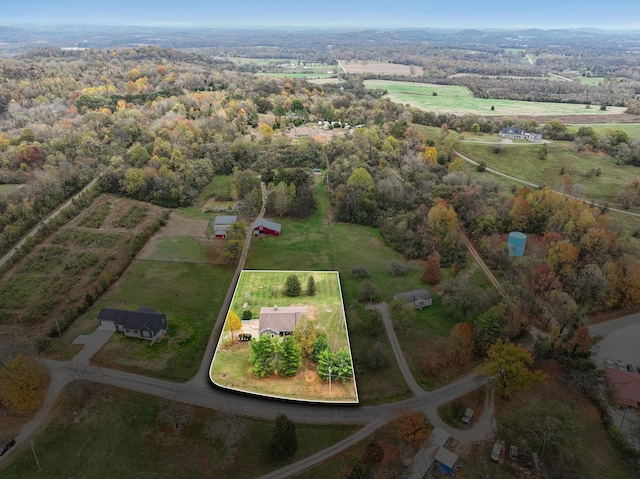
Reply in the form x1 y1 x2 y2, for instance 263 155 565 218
481 339 547 399
447 157 465 172
226 310 242 340
293 316 317 357
0 355 49 414
421 250 441 285
258 123 274 142
562 325 592 357
528 263 558 295
448 322 475 365
392 410 429 450
510 196 531 231
427 199 458 238
547 239 579 278
422 146 437 164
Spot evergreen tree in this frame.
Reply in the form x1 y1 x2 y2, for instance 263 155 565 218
269 413 297 461
285 274 301 297
307 275 316 296
278 337 301 377
311 334 330 362
249 335 278 378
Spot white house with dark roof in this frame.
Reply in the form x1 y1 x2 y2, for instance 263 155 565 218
213 215 238 239
258 305 307 337
97 307 167 341
499 126 542 142
393 289 432 309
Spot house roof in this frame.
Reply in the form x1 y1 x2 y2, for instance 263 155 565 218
214 215 238 225
98 307 167 333
434 447 458 469
254 218 282 233
394 289 432 303
430 428 450 448
606 367 640 407
259 306 307 335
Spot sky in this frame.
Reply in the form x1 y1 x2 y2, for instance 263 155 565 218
2 0 640 30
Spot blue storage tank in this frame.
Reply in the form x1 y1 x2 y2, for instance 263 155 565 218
507 232 527 256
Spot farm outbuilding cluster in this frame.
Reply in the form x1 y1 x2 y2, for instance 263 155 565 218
213 215 238 239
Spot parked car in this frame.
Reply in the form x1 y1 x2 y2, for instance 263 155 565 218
605 359 614 368
591 345 600 353
1 439 15 457
462 408 474 424
491 441 502 462
627 364 636 373
616 360 625 369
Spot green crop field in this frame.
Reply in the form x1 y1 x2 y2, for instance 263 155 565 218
364 79 626 116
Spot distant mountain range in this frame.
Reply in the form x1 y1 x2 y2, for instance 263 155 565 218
1 25 639 54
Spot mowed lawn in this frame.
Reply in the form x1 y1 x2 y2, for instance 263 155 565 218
86 258 234 381
364 79 627 116
0 385 361 479
211 270 358 403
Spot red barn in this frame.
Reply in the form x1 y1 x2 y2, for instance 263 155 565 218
253 218 281 237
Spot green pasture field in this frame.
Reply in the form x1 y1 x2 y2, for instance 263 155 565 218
0 184 21 196
579 76 605 85
243 181 478 403
364 79 626 116
0 385 361 479
87 259 234 381
145 236 216 263
180 174 233 220
569 123 640 139
213 56 294 66
256 72 335 78
457 142 640 212
210 270 358 403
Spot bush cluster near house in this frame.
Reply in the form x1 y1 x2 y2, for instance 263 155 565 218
210 270 358 403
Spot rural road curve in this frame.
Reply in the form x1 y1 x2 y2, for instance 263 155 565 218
455 150 640 218
0 173 102 270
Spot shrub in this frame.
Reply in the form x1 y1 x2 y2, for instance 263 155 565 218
350 265 370 279
387 260 407 277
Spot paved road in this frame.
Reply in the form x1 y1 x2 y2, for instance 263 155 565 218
0 174 102 270
4 180 495 476
366 303 426 397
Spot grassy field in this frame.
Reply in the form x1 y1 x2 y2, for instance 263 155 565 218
210 270 358 403
579 76 605 86
0 183 21 196
0 384 361 479
179 175 234 220
364 80 627 116
85 259 234 381
457 141 640 212
245 182 425 403
569 123 640 139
